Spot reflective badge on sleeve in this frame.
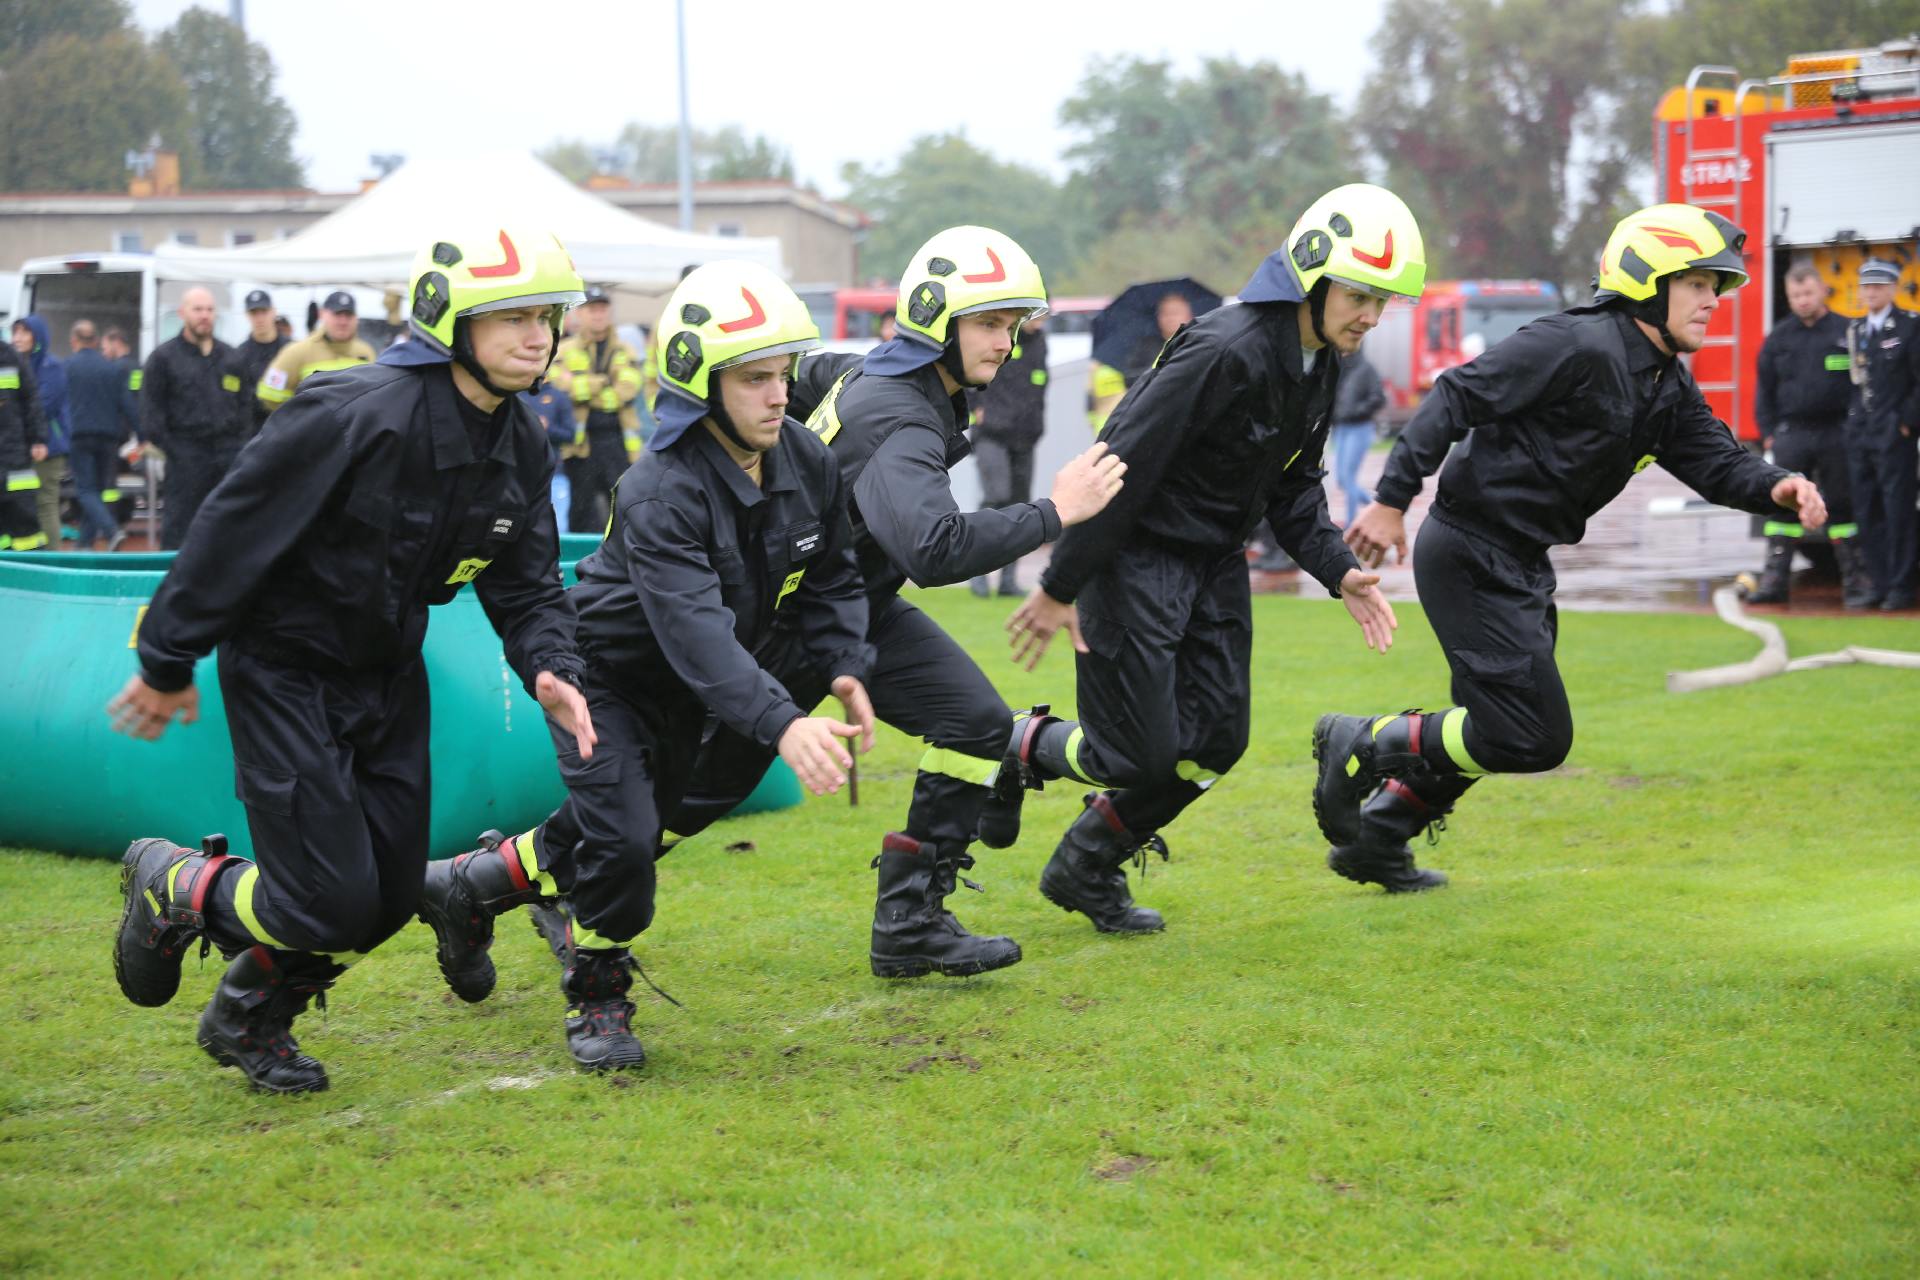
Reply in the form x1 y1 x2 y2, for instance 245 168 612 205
0 370 18 389
446 558 492 585
221 374 241 392
1825 353 1851 371
776 569 805 607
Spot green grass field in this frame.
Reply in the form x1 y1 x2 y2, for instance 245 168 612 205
3 592 1916 1276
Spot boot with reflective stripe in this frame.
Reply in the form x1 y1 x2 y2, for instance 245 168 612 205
1326 777 1459 893
1833 536 1881 611
114 834 246 1008
561 946 647 1072
1038 794 1166 934
977 705 1060 850
870 833 1023 978
416 830 542 1003
1745 536 1794 605
196 946 337 1094
1312 711 1429 846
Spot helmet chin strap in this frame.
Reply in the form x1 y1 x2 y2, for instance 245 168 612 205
1307 279 1332 348
939 338 989 390
1633 277 1679 356
703 396 761 454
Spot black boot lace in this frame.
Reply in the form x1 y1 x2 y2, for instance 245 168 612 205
1128 833 1172 878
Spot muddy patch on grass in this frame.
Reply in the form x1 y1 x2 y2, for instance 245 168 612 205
901 1052 980 1073
1092 1154 1157 1182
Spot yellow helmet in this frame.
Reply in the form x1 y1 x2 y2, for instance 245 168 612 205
1594 204 1749 303
406 227 585 354
1286 184 1427 301
656 261 821 410
895 226 1048 350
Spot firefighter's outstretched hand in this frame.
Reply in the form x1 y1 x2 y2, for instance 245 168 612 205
1050 442 1127 526
830 675 877 754
1344 502 1408 569
1771 475 1827 531
535 671 597 760
1340 568 1399 654
1007 587 1083 671
107 674 199 741
779 715 862 796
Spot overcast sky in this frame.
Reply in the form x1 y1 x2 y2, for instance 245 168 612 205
131 0 1390 194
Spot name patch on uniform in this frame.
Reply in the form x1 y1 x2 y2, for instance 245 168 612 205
791 527 823 558
776 569 806 607
446 557 492 585
264 369 288 390
221 373 242 392
491 516 515 537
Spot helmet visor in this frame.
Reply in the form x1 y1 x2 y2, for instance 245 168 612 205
1324 273 1408 302
709 335 823 377
952 296 1049 323
460 289 589 319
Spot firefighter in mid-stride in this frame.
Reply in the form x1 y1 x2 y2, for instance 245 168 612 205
109 228 594 1093
1312 204 1826 889
414 262 875 1070
988 185 1410 931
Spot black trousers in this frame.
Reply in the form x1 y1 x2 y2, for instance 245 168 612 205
564 426 628 534
217 647 432 957
1415 512 1572 775
530 679 705 947
1845 423 1919 597
160 433 242 550
667 595 1012 856
1770 423 1854 531
974 437 1035 509
1067 542 1253 834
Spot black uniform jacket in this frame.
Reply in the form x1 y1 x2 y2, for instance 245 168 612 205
1754 311 1852 434
140 333 248 445
0 344 45 469
138 362 580 695
1846 307 1920 432
972 327 1049 448
572 419 873 750
236 334 290 433
1374 306 1792 552
794 351 1062 607
1040 299 1357 604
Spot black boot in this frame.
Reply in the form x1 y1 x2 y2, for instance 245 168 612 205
1832 537 1880 610
1327 777 1460 893
968 575 992 598
1312 711 1430 846
977 705 1062 850
870 833 1023 978
528 897 574 968
560 946 647 1072
1745 536 1794 604
196 947 337 1093
416 830 543 1003
1038 794 1167 934
114 834 246 1008
996 566 1023 597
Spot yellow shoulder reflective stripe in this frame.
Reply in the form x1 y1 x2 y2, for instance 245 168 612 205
305 356 367 376
257 381 292 405
805 370 856 445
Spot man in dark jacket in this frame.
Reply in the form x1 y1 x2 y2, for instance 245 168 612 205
1844 257 1920 611
233 289 289 437
0 327 47 550
63 319 139 548
140 287 249 548
991 185 1410 932
1314 204 1826 890
969 313 1049 596
1329 348 1386 526
12 315 68 548
415 264 875 1071
108 228 594 1094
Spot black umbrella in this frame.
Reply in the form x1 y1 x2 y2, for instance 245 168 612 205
1092 277 1224 377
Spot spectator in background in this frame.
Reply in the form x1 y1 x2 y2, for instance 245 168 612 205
257 291 374 417
0 320 48 550
141 287 250 548
65 319 139 550
520 380 575 524
969 312 1049 596
1845 258 1920 611
1327 348 1386 526
549 285 644 533
233 290 288 437
1747 262 1866 607
876 308 898 343
13 315 69 549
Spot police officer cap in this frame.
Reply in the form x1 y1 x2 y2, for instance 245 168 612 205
582 285 611 305
322 290 357 314
1858 259 1901 286
244 288 272 311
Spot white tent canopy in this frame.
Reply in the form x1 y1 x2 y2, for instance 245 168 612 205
149 151 783 288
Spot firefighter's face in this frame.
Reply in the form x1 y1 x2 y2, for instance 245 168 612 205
1319 285 1387 354
1663 271 1721 353
715 353 792 452
321 308 357 343
1785 274 1829 322
1860 282 1895 313
953 310 1024 383
580 300 613 338
466 304 557 391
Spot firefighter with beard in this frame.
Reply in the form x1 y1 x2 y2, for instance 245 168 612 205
1311 204 1825 890
985 185 1411 931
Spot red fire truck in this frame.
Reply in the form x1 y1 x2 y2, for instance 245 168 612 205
1656 37 1920 441
1367 279 1562 426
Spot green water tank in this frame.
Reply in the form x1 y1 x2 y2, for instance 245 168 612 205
0 546 801 860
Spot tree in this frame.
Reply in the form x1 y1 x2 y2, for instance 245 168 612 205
537 123 794 185
156 8 304 189
839 132 1089 285
0 0 128 68
0 31 191 192
1357 0 1646 291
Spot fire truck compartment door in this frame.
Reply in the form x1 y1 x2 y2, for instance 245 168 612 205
1769 121 1920 246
